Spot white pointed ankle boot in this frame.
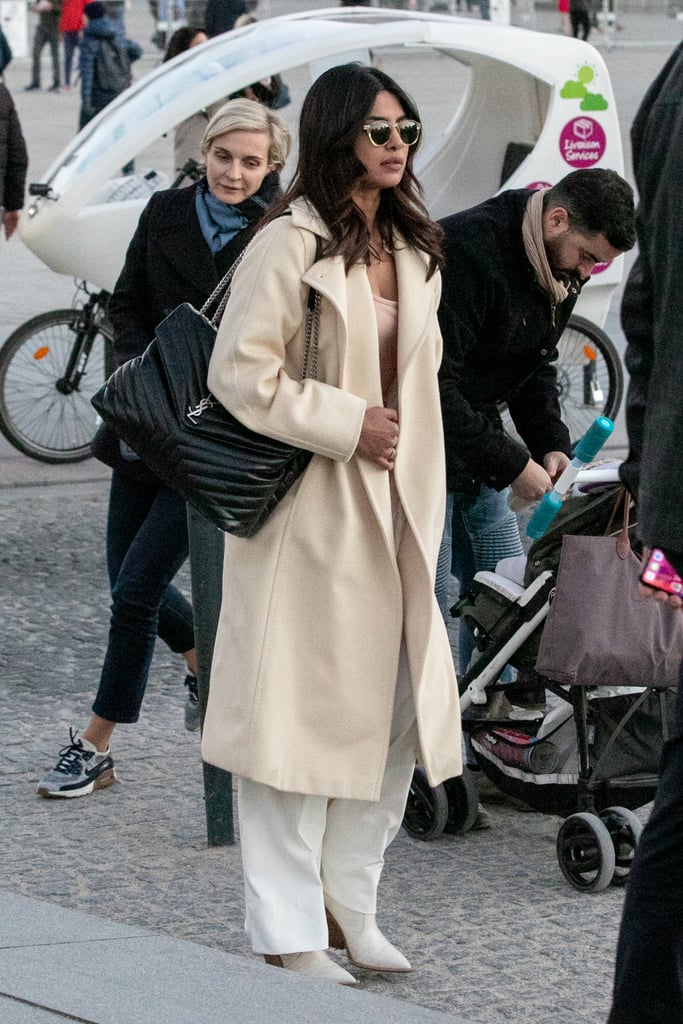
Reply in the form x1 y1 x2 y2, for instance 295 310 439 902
263 950 357 985
324 894 412 973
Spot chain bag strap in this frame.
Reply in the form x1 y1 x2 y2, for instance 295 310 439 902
201 233 323 382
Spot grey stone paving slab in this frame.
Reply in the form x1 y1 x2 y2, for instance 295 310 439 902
0 895 469 1024
0 892 152 949
0 997 68 1024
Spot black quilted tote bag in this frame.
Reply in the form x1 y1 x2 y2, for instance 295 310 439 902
91 248 321 537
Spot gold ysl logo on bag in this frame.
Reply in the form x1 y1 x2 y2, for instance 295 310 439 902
186 396 216 424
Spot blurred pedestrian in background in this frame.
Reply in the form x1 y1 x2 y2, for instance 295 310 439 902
77 1 141 130
163 26 220 171
569 0 592 40
59 0 86 91
26 0 63 93
558 0 571 35
0 81 28 240
228 12 290 109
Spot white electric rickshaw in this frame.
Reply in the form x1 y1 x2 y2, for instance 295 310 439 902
1 9 625 461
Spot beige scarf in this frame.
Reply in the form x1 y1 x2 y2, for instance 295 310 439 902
522 188 569 308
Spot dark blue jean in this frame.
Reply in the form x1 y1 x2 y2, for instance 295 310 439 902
607 547 683 1023
91 470 194 723
62 31 79 87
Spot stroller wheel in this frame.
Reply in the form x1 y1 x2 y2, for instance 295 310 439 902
556 812 616 892
443 767 481 834
402 767 449 841
600 806 643 887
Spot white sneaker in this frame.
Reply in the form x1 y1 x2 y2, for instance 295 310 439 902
36 729 117 798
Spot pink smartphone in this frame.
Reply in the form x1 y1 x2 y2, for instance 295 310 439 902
639 549 683 597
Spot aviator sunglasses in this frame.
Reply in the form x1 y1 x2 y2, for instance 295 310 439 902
361 118 422 147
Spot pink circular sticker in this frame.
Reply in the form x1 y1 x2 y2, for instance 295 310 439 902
526 181 552 191
559 117 606 167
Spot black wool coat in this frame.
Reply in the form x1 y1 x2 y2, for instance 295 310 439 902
619 42 683 552
438 189 577 494
108 174 278 366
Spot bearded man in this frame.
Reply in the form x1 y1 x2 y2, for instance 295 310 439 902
436 168 636 683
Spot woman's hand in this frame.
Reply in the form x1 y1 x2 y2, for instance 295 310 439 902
356 407 399 470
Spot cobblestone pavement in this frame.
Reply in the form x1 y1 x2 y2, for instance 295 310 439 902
0 478 645 1024
2 6 681 1023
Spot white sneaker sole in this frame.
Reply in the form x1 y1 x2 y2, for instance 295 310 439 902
37 768 118 799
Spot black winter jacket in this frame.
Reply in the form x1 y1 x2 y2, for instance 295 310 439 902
108 172 279 367
0 84 28 213
618 42 683 551
438 190 577 494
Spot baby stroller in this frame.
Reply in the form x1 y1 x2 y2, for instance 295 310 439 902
402 472 678 893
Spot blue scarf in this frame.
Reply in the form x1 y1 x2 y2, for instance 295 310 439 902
195 184 250 255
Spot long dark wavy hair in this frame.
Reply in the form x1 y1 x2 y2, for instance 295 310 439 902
264 63 443 279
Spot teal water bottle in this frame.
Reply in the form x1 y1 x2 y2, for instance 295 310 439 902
526 416 614 539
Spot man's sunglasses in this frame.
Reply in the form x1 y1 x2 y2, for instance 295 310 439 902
361 118 422 147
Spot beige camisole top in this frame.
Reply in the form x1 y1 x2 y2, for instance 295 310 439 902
372 294 404 547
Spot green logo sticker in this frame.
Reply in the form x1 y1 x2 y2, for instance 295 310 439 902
560 64 608 111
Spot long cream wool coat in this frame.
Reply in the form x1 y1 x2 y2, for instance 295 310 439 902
201 199 462 801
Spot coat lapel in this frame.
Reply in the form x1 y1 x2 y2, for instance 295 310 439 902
394 240 432 381
157 187 218 296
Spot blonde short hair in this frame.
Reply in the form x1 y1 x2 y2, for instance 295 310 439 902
201 98 291 170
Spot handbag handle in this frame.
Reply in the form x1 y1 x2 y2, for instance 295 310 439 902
201 233 323 383
605 486 632 560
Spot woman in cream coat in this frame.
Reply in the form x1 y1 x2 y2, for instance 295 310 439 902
202 63 462 985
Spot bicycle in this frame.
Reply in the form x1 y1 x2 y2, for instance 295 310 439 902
500 314 623 448
0 283 115 463
0 160 206 464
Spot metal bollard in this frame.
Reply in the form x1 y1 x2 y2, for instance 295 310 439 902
187 505 234 846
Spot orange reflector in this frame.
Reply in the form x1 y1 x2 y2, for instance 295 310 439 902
583 345 597 362
33 346 50 360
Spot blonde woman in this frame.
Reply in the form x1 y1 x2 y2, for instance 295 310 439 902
37 100 290 797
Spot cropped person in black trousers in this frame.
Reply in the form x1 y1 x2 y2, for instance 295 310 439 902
607 41 683 1024
569 0 592 40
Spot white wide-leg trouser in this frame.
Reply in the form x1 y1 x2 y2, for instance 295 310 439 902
237 644 419 955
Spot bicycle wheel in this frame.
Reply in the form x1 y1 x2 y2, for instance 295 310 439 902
554 315 623 443
0 308 113 464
